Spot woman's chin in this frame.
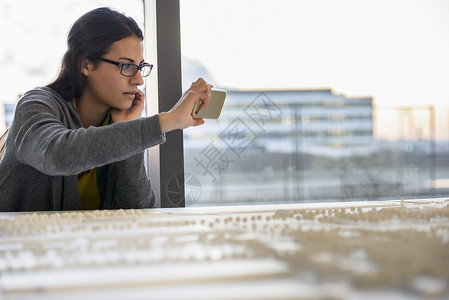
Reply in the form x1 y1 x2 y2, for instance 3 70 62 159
111 103 133 111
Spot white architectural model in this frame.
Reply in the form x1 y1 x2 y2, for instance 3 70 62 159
0 198 448 299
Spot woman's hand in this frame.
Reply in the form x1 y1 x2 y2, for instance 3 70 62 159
110 89 145 123
159 78 212 133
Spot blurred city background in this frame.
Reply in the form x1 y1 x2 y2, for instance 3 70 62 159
1 0 449 206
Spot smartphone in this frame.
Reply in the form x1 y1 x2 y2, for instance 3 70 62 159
192 89 227 119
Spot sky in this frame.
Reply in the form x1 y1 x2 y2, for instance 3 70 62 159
180 0 449 105
1 0 449 139
180 0 449 139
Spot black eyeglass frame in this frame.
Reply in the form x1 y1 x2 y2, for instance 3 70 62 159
97 57 153 77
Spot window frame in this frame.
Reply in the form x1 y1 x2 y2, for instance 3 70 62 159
145 0 185 208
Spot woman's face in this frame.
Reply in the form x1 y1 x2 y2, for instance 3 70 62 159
83 36 145 110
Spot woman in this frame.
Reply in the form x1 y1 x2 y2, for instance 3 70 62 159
0 7 211 212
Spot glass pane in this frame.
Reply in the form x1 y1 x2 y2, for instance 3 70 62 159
0 0 145 130
181 0 449 206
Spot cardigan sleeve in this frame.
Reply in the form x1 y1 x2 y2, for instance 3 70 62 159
11 89 166 176
112 152 156 209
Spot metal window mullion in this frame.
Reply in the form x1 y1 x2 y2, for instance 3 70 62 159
145 0 185 208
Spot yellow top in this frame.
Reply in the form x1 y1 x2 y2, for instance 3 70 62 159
73 99 110 210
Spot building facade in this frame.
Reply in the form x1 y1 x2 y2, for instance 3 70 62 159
184 88 375 157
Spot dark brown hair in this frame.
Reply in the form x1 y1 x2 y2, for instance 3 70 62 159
47 7 144 101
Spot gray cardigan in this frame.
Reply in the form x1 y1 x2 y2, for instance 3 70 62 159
0 87 166 212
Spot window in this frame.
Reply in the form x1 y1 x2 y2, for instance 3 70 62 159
2 0 448 208
180 0 449 206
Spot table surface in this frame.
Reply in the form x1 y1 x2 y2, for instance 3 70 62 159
1 198 448 300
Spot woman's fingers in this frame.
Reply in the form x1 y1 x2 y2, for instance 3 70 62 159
192 117 205 126
191 89 211 114
131 90 145 109
189 78 213 93
160 78 213 133
190 79 212 114
196 96 209 113
110 89 145 123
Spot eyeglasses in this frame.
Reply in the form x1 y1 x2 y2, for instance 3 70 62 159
98 58 153 77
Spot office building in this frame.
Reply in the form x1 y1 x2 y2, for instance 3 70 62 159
185 88 375 157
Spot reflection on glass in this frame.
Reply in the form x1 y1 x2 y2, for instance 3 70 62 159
181 0 449 206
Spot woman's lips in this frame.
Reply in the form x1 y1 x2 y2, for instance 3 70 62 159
123 91 136 100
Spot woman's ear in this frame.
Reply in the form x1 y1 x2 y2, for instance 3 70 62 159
81 59 91 76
